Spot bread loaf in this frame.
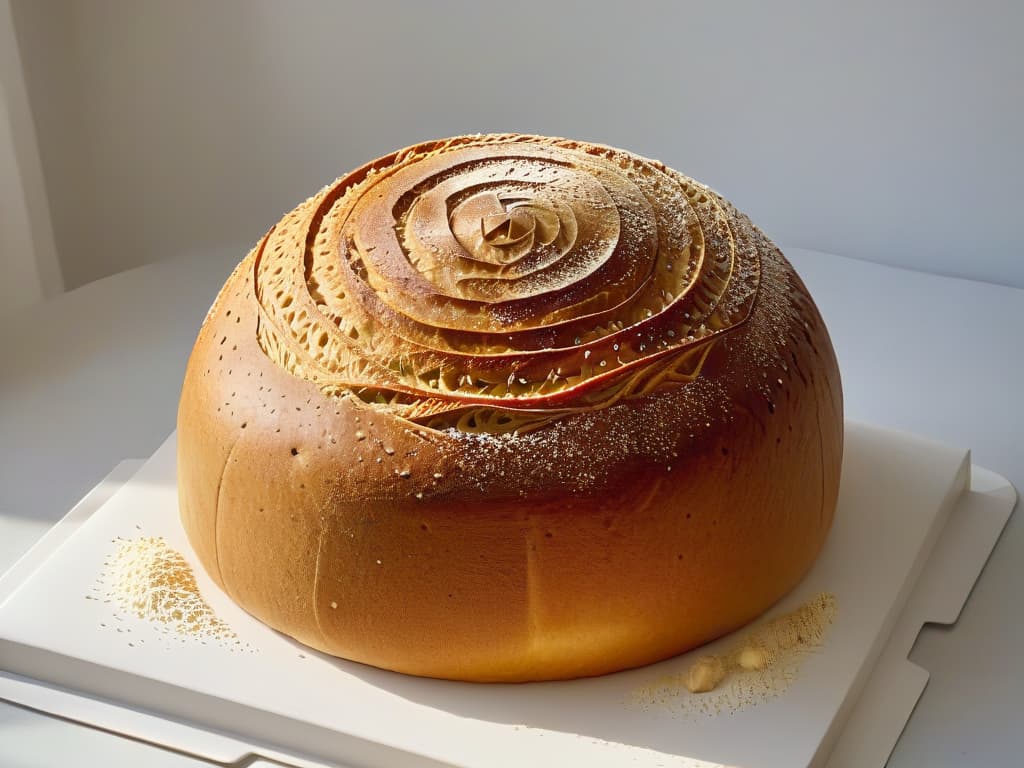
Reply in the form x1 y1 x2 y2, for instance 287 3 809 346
177 134 843 682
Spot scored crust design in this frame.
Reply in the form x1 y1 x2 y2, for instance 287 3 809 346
253 135 761 433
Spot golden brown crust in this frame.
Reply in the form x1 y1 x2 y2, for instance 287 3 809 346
177 135 842 681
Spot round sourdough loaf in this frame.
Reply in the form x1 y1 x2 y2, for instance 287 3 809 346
177 134 843 682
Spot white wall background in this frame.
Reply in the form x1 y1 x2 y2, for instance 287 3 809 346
0 0 62 311
11 0 1024 290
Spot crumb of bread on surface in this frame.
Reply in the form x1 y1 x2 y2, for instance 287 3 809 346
630 592 837 715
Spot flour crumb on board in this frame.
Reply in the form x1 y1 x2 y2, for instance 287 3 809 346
91 535 253 652
629 592 837 716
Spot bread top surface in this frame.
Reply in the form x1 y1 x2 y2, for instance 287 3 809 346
183 134 842 507
250 134 768 439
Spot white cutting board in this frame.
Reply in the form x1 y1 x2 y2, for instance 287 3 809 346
0 422 1002 767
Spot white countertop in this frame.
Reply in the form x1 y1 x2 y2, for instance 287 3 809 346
1 247 1021 767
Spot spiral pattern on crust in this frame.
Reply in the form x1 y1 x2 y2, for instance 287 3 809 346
253 135 762 433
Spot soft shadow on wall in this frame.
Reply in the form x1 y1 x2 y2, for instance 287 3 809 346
11 0 1024 290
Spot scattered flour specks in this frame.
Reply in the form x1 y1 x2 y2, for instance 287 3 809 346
628 592 838 717
91 535 252 652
